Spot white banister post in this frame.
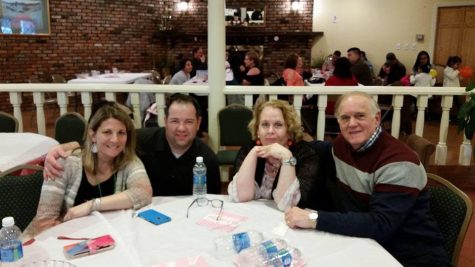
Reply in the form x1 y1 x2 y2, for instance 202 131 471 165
156 93 166 127
415 95 428 136
293 95 303 119
33 92 46 135
105 92 116 102
207 0 226 152
269 94 278 100
244 95 253 108
316 94 328 141
458 95 472 165
435 95 453 165
81 92 92 121
130 92 141 128
9 92 23 132
391 95 403 138
57 92 69 115
459 136 472 166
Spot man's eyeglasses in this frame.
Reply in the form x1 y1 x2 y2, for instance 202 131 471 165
186 198 223 221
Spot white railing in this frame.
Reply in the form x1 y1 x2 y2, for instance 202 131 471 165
0 83 470 165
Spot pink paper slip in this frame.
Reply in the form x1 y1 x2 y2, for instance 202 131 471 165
196 211 247 232
153 255 207 267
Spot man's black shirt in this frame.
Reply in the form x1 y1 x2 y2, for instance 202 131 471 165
136 127 221 196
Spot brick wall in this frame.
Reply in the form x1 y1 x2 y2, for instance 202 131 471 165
0 0 314 111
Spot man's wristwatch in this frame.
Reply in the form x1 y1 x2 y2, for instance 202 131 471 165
309 212 318 229
282 156 297 166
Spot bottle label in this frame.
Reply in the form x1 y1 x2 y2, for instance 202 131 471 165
261 240 278 258
0 240 23 262
232 232 250 253
276 249 293 267
193 174 207 185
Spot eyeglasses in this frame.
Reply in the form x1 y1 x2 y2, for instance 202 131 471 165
186 198 224 221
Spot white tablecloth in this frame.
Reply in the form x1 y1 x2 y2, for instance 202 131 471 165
24 195 401 267
0 133 59 172
68 73 152 84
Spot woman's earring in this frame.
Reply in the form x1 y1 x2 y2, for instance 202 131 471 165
287 139 293 147
256 139 261 145
91 143 98 153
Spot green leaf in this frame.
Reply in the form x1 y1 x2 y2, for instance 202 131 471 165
465 82 475 92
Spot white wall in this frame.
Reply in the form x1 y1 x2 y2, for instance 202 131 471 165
311 0 472 73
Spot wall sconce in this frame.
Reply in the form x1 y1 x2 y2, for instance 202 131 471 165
177 0 189 12
291 0 302 11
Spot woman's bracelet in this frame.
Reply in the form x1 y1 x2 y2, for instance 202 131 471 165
90 198 102 213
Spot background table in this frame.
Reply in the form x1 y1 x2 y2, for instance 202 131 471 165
0 133 58 173
24 195 402 267
68 73 152 84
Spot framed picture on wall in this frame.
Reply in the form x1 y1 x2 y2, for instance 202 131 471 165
0 0 51 35
225 6 265 27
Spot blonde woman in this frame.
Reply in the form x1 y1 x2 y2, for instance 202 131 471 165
228 100 321 211
24 102 152 238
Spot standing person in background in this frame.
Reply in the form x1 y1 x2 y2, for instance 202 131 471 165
24 102 152 239
170 58 193 85
347 47 373 85
190 47 207 78
282 53 304 86
412 51 431 74
410 64 435 87
443 56 462 87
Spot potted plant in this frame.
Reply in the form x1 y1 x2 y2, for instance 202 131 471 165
456 66 475 156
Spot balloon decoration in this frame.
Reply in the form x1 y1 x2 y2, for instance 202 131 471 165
459 66 474 79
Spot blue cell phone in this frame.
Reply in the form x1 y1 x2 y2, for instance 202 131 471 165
137 209 171 225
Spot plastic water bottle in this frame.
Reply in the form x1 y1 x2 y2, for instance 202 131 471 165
192 156 207 202
0 217 24 266
234 239 289 266
257 247 303 267
215 231 265 258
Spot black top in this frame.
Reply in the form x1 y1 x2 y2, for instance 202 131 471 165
234 141 333 210
136 127 221 196
73 169 116 206
191 58 207 78
243 72 264 85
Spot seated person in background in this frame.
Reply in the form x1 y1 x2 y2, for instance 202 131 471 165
170 58 193 85
377 62 391 85
360 51 374 74
347 47 373 85
43 94 221 196
228 100 321 211
282 53 304 86
410 64 435 87
242 51 264 86
321 50 341 74
324 57 358 114
325 57 358 86
285 92 450 266
24 102 152 239
190 47 207 78
380 52 406 85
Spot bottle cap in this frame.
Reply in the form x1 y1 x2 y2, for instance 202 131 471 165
2 217 14 227
196 156 203 163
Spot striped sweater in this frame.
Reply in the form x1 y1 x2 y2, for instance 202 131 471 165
317 131 450 266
